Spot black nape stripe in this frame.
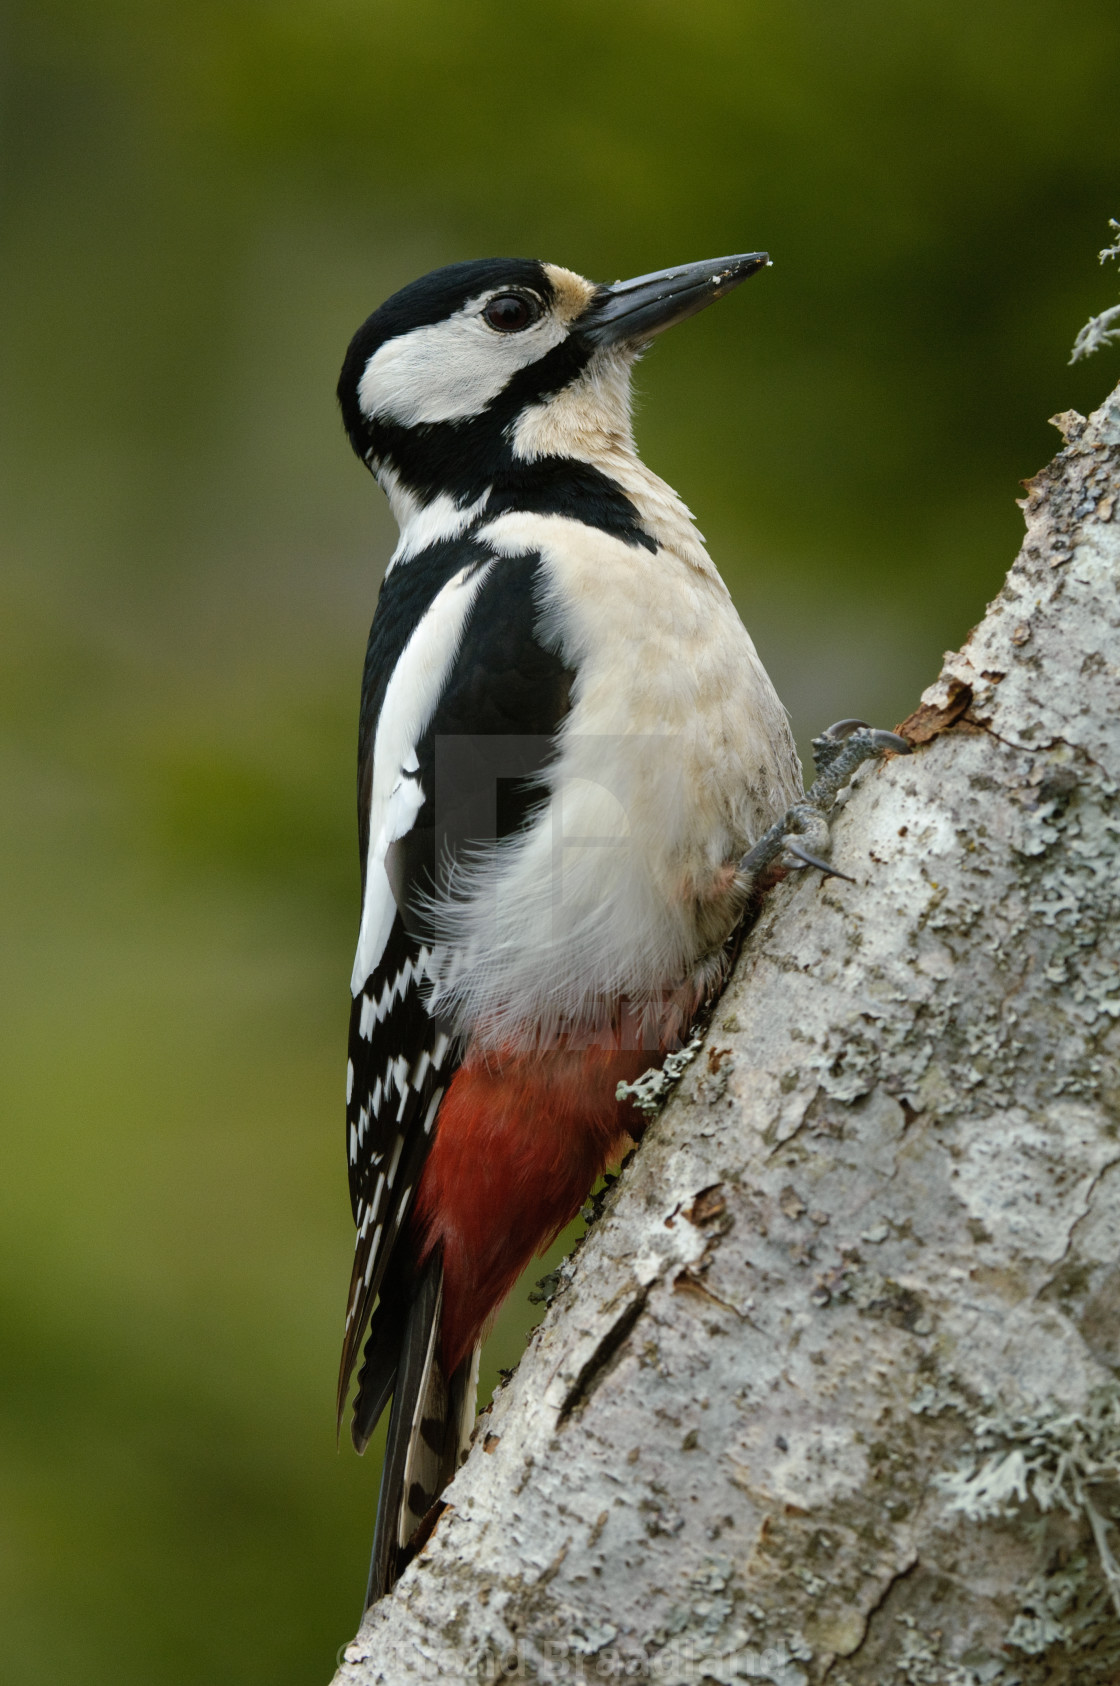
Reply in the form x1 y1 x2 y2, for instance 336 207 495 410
487 458 658 553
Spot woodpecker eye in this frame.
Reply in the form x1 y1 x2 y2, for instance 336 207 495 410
483 292 540 333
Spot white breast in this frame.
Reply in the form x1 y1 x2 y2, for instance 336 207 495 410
424 511 801 1050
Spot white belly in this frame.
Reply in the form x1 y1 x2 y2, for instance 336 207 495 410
424 512 801 1051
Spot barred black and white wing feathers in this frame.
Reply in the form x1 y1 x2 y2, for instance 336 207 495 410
336 539 490 1432
338 916 455 1434
337 534 575 1446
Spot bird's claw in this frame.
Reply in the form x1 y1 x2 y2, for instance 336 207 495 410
733 717 911 905
811 718 912 779
783 839 855 882
868 728 912 754
819 716 869 740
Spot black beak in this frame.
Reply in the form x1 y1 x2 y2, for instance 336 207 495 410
581 252 770 348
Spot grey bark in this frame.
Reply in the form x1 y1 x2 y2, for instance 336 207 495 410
332 380 1120 1686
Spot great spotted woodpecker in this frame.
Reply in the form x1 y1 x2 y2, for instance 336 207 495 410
334 253 907 1606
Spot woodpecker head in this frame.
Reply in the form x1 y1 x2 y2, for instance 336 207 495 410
338 254 769 525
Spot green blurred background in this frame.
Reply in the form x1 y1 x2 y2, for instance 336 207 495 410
1 1 1118 1680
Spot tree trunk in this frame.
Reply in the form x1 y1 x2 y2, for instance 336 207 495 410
332 380 1120 1685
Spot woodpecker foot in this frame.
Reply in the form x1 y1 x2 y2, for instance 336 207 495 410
809 717 911 783
735 719 911 900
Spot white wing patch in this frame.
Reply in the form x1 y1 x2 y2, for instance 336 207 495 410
351 562 494 995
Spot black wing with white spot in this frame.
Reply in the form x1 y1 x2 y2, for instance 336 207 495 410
338 535 575 1435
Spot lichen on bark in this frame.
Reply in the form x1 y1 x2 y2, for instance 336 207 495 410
332 380 1120 1686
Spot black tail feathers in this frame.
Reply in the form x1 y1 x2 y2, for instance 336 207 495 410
359 1253 479 1608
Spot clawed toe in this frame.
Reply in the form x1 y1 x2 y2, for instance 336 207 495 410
783 839 855 882
867 728 912 754
820 717 870 740
818 718 911 754
731 716 912 912
811 720 912 787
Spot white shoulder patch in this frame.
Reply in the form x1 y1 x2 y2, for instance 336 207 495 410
351 560 494 994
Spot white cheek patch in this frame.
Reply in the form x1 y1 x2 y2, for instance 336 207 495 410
357 294 568 427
